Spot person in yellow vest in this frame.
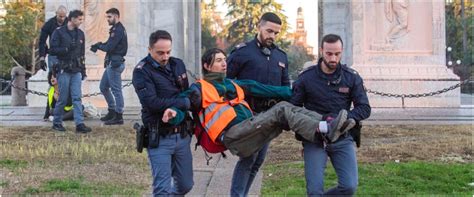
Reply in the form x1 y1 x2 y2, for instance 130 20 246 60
43 72 75 121
161 48 356 158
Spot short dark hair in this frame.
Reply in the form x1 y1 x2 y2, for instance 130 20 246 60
106 8 120 17
201 48 226 74
259 12 282 25
149 30 172 47
68 10 83 19
321 34 343 48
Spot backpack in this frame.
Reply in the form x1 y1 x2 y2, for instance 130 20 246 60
194 121 227 165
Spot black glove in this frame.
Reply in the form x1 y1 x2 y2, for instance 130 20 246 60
39 60 47 71
90 42 102 53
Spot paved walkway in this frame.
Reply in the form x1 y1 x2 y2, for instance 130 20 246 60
0 106 472 195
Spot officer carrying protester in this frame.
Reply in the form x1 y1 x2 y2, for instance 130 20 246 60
49 10 91 133
38 5 68 72
131 30 193 196
291 34 371 196
226 12 290 196
90 8 128 125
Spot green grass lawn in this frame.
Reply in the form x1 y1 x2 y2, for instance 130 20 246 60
263 161 474 196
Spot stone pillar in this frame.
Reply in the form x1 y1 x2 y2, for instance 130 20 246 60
321 0 460 107
10 66 27 106
27 0 201 108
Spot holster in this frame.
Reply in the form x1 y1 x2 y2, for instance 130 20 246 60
134 122 148 153
350 122 362 148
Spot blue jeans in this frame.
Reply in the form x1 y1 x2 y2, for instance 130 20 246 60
147 134 194 196
53 71 84 126
303 136 358 196
230 142 269 197
99 63 125 113
47 55 58 73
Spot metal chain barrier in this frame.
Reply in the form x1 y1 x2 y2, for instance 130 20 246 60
366 79 473 107
3 77 133 98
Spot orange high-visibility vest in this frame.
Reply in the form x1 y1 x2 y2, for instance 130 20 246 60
197 79 251 143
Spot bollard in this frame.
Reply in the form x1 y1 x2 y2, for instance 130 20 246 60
10 66 27 106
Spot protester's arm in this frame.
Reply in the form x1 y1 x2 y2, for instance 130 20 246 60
132 69 190 113
234 79 291 100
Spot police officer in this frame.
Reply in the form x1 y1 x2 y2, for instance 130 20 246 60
290 34 371 196
38 5 68 72
90 8 128 125
226 12 290 196
132 30 193 196
49 10 91 133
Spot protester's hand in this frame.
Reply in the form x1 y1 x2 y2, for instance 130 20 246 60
81 74 87 81
162 108 177 123
39 60 47 71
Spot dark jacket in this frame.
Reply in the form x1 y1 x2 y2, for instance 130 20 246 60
49 25 86 75
97 22 128 57
39 16 68 57
227 37 290 112
132 55 190 127
291 58 371 140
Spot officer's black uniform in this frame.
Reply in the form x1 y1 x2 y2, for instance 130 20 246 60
227 37 290 112
96 22 128 65
132 54 191 132
39 16 68 58
49 25 86 77
291 58 371 141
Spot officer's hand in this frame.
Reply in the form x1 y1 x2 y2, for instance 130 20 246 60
162 108 177 123
39 60 47 71
90 42 102 53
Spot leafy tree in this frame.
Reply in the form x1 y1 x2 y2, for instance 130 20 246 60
201 0 218 55
287 45 314 80
0 1 44 79
445 0 473 92
221 0 289 52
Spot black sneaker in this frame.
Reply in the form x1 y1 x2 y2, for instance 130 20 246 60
76 123 92 133
104 113 123 125
100 109 116 121
52 124 66 132
326 109 348 142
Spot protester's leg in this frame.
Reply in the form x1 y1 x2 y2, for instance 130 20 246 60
224 101 323 157
147 135 174 195
231 153 258 197
324 136 358 196
99 67 115 110
70 72 84 126
53 72 70 125
171 134 194 195
303 141 327 196
108 63 125 113
243 142 269 195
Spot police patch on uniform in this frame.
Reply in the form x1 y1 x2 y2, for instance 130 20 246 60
339 87 350 93
278 62 285 68
136 61 145 69
181 73 187 79
111 33 115 37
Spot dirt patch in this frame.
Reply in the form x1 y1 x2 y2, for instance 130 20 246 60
266 125 473 164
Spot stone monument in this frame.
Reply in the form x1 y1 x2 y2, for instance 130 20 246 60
28 0 201 108
320 0 460 107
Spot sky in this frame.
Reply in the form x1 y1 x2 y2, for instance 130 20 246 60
213 0 319 56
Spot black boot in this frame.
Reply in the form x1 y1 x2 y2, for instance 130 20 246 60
100 109 116 121
104 112 124 125
76 123 92 133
